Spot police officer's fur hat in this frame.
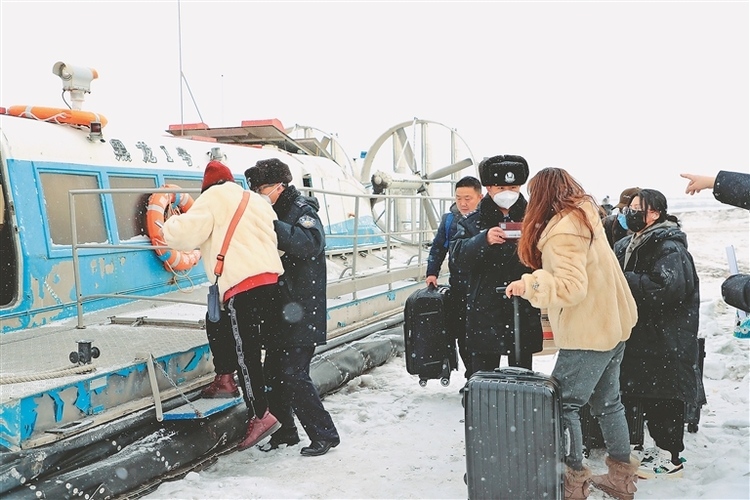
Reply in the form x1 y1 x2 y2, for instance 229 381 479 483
244 158 293 190
478 155 529 186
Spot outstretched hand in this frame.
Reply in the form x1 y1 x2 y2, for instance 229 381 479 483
680 173 715 196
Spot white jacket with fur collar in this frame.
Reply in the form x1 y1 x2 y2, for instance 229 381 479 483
162 182 284 299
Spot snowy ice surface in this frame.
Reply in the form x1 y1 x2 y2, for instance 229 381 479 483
144 207 749 500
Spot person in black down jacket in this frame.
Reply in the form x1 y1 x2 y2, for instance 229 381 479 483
245 159 340 457
681 170 750 313
450 155 542 377
425 176 483 377
614 188 704 479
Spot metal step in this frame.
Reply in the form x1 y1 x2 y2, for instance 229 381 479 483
161 396 243 420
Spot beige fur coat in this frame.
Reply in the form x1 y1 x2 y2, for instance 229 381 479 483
519 201 637 351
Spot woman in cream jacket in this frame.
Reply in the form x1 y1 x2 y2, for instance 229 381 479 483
506 167 638 500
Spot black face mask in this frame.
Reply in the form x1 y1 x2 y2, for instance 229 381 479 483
625 210 647 233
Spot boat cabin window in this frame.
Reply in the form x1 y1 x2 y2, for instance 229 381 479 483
163 178 203 199
109 176 157 241
39 172 107 245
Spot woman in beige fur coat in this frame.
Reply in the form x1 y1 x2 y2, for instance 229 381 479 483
506 167 639 500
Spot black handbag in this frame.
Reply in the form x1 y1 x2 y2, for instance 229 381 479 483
206 191 250 324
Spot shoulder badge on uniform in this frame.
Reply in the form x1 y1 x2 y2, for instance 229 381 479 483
298 215 316 228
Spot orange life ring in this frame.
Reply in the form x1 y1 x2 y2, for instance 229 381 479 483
5 105 108 127
146 184 201 272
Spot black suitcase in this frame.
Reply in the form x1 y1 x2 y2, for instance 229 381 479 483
686 337 706 433
580 398 645 457
403 284 457 387
464 367 565 500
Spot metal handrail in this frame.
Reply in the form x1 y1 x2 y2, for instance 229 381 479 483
69 186 452 329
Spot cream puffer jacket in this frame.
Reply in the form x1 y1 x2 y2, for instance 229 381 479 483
519 201 637 351
162 182 284 299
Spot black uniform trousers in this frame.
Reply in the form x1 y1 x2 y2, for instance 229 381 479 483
465 349 533 378
264 345 339 443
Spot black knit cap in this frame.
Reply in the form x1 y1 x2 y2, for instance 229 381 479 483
244 158 293 190
478 155 529 186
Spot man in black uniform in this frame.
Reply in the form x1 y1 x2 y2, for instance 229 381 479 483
245 159 340 457
450 155 542 377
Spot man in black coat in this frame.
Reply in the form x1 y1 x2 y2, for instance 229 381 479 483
450 155 542 377
245 159 340 457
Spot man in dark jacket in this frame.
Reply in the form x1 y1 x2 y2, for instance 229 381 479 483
245 159 340 457
425 176 482 377
450 155 542 377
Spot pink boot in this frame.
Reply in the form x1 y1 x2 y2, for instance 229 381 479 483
591 456 639 500
200 373 240 399
238 410 281 451
565 465 592 499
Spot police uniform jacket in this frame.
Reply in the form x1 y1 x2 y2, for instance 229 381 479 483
266 185 327 348
450 194 542 355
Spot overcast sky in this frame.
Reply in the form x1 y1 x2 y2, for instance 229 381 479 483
1 1 748 200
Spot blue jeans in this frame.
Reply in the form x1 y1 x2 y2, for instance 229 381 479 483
552 341 631 470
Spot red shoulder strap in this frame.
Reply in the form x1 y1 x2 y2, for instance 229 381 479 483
213 191 250 277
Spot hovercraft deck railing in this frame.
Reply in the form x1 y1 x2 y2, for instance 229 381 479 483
67 186 454 331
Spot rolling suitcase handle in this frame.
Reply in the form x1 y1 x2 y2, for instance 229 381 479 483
496 286 521 363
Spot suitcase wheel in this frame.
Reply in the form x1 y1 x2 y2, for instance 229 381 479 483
419 379 428 387
687 423 698 433
440 377 450 387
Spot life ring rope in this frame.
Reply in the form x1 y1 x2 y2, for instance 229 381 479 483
146 185 201 273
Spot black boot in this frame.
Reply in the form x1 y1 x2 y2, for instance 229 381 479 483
300 439 340 457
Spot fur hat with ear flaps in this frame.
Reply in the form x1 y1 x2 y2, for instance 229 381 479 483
244 158 293 190
201 160 235 193
478 155 529 186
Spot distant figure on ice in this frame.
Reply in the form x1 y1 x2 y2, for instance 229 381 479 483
162 160 284 451
245 159 340 457
602 187 640 249
425 176 483 379
505 167 639 500
614 188 704 479
681 171 750 312
450 155 542 376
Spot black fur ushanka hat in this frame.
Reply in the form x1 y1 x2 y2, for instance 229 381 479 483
478 155 529 186
244 158 293 189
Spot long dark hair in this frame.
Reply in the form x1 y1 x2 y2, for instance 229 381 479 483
634 188 680 226
517 167 598 270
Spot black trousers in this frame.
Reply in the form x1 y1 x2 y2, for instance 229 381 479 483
640 397 685 459
264 345 339 443
204 284 278 417
465 349 533 379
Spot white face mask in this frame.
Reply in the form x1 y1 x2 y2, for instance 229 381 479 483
259 183 282 205
492 190 519 209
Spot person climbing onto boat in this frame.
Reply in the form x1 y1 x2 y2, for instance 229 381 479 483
161 160 285 451
245 158 341 457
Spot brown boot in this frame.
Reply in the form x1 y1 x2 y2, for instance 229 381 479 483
565 465 592 499
200 373 240 398
591 456 639 500
237 410 281 451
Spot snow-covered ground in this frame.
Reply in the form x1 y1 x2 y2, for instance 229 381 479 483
144 206 750 500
